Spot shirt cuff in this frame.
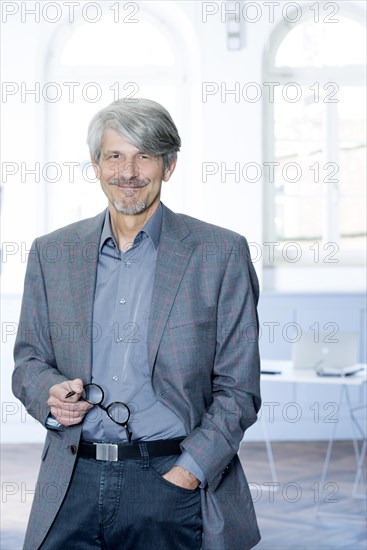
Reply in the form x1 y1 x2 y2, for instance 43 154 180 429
175 450 207 488
45 414 65 431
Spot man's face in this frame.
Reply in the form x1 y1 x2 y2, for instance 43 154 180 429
93 129 176 216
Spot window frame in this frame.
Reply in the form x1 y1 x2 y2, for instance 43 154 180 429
263 6 366 267
42 3 198 233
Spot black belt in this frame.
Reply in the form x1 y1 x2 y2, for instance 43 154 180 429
78 438 184 462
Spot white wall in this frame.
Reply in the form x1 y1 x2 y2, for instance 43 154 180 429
1 0 366 443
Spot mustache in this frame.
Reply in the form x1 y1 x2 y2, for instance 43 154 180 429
108 178 150 188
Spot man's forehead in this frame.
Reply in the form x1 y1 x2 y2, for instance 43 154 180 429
101 129 138 152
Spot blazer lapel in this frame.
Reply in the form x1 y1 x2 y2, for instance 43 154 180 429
68 212 105 382
148 205 193 374
66 205 191 380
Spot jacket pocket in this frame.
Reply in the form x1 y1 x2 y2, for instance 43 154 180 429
168 305 216 329
41 439 51 461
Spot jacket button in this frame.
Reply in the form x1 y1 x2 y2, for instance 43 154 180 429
69 445 78 455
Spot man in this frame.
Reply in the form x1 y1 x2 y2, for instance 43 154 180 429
13 98 261 550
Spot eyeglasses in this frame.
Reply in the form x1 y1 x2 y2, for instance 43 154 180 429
82 383 132 443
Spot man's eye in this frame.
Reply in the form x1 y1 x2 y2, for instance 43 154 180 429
139 155 149 159
105 154 121 160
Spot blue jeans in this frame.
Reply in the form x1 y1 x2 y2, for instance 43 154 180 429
39 445 202 549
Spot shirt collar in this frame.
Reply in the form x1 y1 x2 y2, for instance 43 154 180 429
99 203 163 253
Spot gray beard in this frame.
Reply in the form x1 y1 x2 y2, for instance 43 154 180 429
113 198 147 215
108 178 151 215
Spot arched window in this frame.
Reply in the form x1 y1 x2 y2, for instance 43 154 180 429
44 5 195 231
263 9 366 266
1 4 198 296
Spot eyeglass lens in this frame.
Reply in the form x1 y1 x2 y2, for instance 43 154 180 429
107 402 130 425
82 384 104 405
82 384 131 434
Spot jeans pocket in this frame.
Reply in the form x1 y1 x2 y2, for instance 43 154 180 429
149 455 199 495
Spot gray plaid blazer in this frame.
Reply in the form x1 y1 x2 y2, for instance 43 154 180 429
13 203 261 550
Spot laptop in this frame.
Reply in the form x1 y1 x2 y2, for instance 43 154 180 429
292 331 361 376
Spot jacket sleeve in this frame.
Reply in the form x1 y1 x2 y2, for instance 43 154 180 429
180 235 261 493
12 239 69 426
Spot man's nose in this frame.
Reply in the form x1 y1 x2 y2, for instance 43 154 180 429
119 161 138 179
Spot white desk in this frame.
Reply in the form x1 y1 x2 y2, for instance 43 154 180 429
259 360 367 518
261 359 367 387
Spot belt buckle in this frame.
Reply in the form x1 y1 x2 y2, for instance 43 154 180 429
94 443 118 461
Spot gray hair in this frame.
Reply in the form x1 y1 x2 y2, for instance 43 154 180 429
87 98 181 170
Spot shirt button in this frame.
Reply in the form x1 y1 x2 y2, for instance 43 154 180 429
125 262 131 268
120 298 126 305
112 376 119 382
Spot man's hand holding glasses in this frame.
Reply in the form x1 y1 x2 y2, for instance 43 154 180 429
48 380 132 442
48 379 91 427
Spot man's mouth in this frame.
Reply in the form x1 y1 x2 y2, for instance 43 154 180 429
108 178 150 189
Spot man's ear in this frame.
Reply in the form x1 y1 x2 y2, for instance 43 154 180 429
90 155 101 180
162 157 177 182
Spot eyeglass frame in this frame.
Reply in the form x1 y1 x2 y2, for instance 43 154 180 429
82 383 132 443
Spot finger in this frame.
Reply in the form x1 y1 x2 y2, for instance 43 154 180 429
66 401 93 413
48 399 92 414
49 381 71 401
47 395 64 409
62 379 84 402
49 379 84 403
67 379 84 395
50 404 91 424
52 412 84 427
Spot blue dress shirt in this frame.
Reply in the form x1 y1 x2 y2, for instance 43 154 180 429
81 203 206 485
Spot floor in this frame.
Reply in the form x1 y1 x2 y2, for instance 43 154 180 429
1 440 366 549
241 441 366 550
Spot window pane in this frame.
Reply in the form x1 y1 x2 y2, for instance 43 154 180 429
273 147 324 196
339 87 367 195
339 146 366 196
274 87 323 143
338 86 366 251
273 87 325 242
275 18 366 67
339 87 366 144
275 196 323 241
340 197 367 251
60 16 175 66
